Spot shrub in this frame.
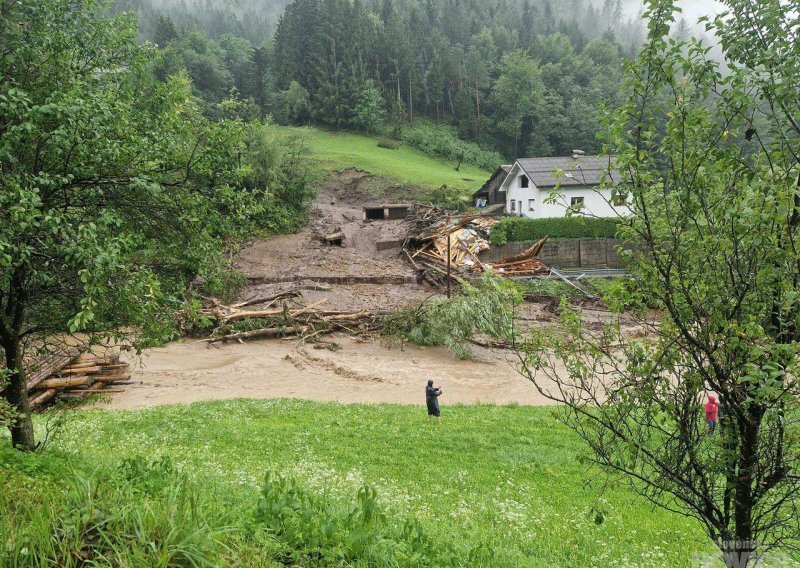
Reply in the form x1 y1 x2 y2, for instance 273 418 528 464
0 455 230 567
382 273 522 359
255 472 492 567
491 216 621 244
400 122 503 171
377 137 402 149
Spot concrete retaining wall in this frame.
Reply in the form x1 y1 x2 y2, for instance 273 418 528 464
481 238 625 269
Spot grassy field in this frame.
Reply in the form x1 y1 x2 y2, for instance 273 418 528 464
269 125 489 192
1 400 716 567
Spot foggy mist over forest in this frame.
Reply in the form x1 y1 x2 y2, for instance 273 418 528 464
130 0 725 37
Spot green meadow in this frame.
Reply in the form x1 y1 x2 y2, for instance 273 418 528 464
269 126 489 192
2 400 714 566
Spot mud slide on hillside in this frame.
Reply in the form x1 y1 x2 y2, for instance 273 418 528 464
234 169 435 312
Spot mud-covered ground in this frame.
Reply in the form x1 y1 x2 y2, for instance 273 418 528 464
234 169 435 311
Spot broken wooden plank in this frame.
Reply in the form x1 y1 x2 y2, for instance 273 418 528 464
24 346 83 391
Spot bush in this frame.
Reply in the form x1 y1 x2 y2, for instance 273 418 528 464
491 216 621 245
0 454 230 567
377 137 402 149
400 122 503 171
255 472 493 567
382 274 522 359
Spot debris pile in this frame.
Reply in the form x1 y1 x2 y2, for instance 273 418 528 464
404 209 549 286
199 291 383 344
23 348 131 409
481 238 550 276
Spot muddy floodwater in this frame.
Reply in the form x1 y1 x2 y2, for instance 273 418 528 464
107 334 563 409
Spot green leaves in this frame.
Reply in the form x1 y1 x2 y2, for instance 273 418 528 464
255 471 467 566
0 0 316 372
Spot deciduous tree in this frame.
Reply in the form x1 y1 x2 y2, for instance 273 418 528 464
0 0 252 450
518 1 800 566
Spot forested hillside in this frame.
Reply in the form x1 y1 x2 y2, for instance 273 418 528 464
118 0 654 160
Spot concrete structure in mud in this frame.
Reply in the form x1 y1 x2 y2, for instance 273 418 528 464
363 204 411 221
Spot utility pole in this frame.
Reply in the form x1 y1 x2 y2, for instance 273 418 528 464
446 234 452 299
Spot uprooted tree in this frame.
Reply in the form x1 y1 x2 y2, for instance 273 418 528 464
517 1 800 566
0 0 291 451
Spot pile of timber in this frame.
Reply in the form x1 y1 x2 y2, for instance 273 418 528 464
200 294 383 344
24 349 130 410
404 210 549 286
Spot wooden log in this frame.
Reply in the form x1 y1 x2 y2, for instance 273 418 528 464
57 366 101 375
403 249 422 272
230 290 301 309
38 376 93 389
322 312 372 322
24 346 83 391
60 360 104 370
497 236 549 265
467 337 513 349
29 389 57 408
92 375 131 384
206 325 310 344
90 374 132 383
222 300 327 323
418 261 466 284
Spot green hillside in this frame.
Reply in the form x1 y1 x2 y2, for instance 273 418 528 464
269 126 490 192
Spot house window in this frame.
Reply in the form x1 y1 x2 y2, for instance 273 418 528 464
613 193 628 206
528 199 535 211
520 175 529 188
570 196 585 207
510 200 516 212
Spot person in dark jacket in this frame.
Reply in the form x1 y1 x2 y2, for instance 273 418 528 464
425 380 442 420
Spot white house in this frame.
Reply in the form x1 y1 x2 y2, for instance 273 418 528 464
499 153 631 219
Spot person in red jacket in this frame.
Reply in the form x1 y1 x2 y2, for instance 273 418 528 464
705 396 720 434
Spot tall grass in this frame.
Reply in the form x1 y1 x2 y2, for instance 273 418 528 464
0 452 234 567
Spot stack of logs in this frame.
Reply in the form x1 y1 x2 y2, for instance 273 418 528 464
25 348 131 409
201 292 383 344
